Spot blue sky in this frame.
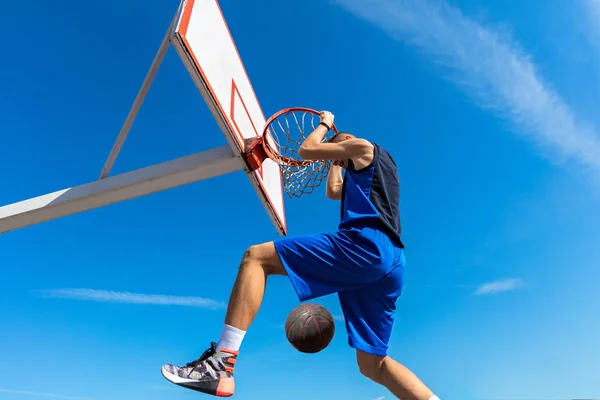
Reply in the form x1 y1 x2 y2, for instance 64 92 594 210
1 0 600 399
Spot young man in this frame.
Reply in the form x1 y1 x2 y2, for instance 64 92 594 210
161 111 440 400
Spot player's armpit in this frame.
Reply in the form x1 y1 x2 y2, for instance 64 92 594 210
326 188 342 200
298 138 372 161
326 164 344 200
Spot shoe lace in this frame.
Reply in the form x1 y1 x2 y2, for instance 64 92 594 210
184 342 217 369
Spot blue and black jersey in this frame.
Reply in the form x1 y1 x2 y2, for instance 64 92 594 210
339 142 404 248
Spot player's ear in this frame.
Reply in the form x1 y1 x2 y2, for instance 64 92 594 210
328 132 355 143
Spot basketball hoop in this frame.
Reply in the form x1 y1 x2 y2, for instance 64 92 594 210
244 108 339 198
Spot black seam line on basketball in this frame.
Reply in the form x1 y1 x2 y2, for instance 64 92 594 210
302 315 313 347
309 305 327 350
313 315 323 349
301 304 314 348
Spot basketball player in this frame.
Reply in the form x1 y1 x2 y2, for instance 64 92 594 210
161 111 440 400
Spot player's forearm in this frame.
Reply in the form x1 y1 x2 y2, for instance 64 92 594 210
326 165 343 199
298 124 333 160
301 125 329 149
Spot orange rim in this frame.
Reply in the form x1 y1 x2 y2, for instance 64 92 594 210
261 107 338 166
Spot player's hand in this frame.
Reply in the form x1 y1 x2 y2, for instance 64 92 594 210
320 110 335 128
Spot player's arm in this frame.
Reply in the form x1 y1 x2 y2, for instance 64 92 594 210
297 111 372 161
299 136 372 161
325 163 344 200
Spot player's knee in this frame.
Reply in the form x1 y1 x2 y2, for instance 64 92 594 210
242 245 262 264
240 245 265 273
356 351 386 384
241 243 285 276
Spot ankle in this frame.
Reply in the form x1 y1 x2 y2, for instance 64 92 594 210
216 324 246 352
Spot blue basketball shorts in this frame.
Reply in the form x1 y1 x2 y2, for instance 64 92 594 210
273 225 405 357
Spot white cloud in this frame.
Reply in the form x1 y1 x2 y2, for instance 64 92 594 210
333 0 600 178
585 0 600 64
0 388 91 400
474 278 524 295
39 288 226 310
585 0 600 41
372 396 385 400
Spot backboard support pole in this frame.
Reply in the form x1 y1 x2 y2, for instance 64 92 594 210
98 13 177 180
1 0 288 236
0 146 242 235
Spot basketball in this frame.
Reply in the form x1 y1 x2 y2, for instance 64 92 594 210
284 303 335 353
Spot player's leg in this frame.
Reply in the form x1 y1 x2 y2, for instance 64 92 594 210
217 230 381 352
161 227 399 397
342 282 438 400
338 239 439 400
161 228 378 397
356 351 437 400
223 242 287 331
218 228 382 347
161 241 286 397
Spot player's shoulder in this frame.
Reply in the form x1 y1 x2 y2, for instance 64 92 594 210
348 138 375 153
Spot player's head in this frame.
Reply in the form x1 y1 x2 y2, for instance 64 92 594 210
328 132 355 169
329 132 356 143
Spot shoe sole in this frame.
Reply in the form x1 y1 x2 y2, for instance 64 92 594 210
161 366 233 397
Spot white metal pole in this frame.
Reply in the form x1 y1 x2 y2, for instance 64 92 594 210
98 14 176 180
1 146 242 235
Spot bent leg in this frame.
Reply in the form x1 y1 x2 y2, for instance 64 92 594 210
161 242 286 396
341 249 438 400
356 351 435 400
224 242 287 331
223 228 384 332
224 228 395 348
338 249 405 356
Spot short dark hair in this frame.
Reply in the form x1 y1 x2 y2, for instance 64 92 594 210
327 132 355 142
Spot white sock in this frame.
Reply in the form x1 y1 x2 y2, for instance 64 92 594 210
216 324 246 352
428 396 440 400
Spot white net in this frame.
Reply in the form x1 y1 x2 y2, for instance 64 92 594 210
263 109 336 198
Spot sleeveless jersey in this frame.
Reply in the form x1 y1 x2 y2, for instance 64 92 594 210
338 142 404 248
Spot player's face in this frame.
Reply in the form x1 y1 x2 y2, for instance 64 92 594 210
331 134 354 169
335 159 348 169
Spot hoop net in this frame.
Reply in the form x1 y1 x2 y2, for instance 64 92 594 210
261 108 338 198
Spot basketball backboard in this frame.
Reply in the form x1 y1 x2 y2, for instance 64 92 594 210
171 0 286 234
0 0 286 235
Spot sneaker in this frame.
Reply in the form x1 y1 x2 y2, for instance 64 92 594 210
161 342 237 397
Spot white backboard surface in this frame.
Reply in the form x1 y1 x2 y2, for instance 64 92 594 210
171 0 286 235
